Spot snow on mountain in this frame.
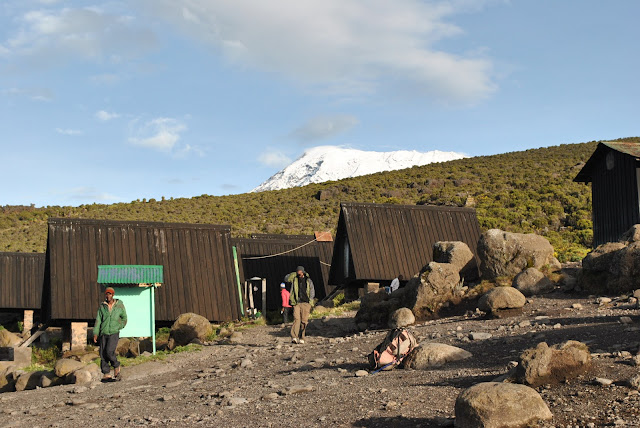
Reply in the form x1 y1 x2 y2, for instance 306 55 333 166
252 146 467 192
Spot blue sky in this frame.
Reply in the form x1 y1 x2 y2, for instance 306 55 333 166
1 0 639 207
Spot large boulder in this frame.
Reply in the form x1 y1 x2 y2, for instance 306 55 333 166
478 287 526 313
54 358 85 377
71 363 102 385
354 290 402 329
402 262 462 320
168 313 213 350
15 370 48 392
403 343 472 369
0 329 22 347
433 241 479 281
388 308 415 328
455 382 552 428
0 365 18 392
477 229 555 280
515 340 591 387
580 225 640 293
513 268 555 296
116 338 131 357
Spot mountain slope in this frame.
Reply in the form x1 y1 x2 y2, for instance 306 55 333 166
4 138 637 261
252 146 466 192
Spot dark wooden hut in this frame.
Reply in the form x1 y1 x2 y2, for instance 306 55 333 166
44 218 241 323
328 202 482 286
0 252 45 311
232 234 334 311
574 141 640 247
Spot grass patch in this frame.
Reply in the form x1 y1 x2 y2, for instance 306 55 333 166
116 343 203 367
332 292 346 307
22 363 49 373
309 300 361 320
31 345 61 370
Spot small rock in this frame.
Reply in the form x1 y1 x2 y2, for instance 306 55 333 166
262 393 279 400
240 358 253 368
571 303 583 310
597 297 612 305
553 323 562 329
620 316 633 324
631 354 640 367
355 370 368 377
594 377 613 386
226 397 248 407
469 332 492 341
283 385 314 395
628 374 640 390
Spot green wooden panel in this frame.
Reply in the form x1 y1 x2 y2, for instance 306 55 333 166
110 287 154 338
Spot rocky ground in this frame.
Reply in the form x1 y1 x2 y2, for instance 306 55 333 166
1 291 639 428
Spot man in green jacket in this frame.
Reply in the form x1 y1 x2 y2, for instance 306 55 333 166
285 266 315 344
93 287 127 380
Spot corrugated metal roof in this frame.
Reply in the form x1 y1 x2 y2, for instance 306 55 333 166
329 202 482 284
97 265 163 284
575 141 640 183
602 141 640 157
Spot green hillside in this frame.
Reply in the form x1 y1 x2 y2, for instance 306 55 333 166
2 138 633 262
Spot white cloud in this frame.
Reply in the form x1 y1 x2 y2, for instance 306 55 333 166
290 115 359 143
3 7 156 68
258 149 292 168
95 110 120 121
90 73 121 84
128 117 187 152
3 87 53 101
139 0 496 103
65 186 120 202
55 127 82 135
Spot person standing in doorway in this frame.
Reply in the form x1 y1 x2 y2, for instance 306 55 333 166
280 282 292 325
93 287 127 381
285 266 315 344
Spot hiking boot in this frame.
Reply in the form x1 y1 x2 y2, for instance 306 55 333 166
101 374 113 381
291 338 299 344
114 367 121 380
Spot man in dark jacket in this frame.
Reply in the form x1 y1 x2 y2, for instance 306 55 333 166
93 287 127 381
285 266 315 344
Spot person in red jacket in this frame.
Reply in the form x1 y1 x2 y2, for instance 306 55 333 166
280 282 292 325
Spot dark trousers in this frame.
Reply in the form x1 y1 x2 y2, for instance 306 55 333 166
282 307 291 324
99 333 120 374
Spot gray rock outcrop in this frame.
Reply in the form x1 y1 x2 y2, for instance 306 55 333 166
403 343 472 369
581 225 640 293
402 262 462 320
477 229 556 280
513 267 555 296
433 241 479 281
454 382 552 428
478 287 526 313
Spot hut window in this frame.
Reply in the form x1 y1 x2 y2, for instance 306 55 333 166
606 152 615 170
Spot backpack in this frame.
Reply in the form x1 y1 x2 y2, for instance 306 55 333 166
368 328 418 371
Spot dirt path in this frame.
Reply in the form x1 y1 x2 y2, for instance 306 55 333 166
1 292 639 427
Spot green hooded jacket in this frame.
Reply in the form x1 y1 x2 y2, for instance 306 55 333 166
93 299 127 336
285 272 315 306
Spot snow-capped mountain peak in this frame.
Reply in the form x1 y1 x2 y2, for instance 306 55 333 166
252 146 467 192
